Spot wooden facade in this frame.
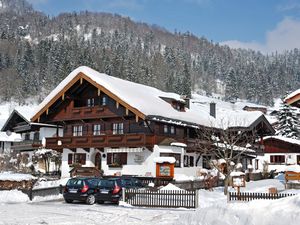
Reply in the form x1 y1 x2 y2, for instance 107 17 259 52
31 76 193 151
263 138 300 154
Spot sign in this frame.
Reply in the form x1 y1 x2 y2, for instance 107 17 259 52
156 163 174 178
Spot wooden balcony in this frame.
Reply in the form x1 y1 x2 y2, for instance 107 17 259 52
52 105 116 121
46 133 156 150
12 140 42 151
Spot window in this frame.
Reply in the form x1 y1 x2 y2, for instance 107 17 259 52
184 155 189 167
101 96 107 106
107 153 127 166
33 131 39 141
93 124 101 135
270 155 285 164
73 125 83 136
170 126 175 134
163 125 168 134
68 153 86 165
24 133 30 140
189 156 194 167
87 98 95 107
174 154 181 167
113 123 124 134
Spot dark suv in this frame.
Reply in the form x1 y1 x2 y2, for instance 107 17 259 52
63 177 101 205
96 177 144 204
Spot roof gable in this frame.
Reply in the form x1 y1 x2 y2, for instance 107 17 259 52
1 110 30 132
31 66 216 127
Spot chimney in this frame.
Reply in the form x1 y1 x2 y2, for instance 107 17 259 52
210 102 216 118
185 97 190 109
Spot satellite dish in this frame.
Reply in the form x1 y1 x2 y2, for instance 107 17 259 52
6 130 12 136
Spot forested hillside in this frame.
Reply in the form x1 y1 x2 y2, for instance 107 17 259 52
0 0 299 106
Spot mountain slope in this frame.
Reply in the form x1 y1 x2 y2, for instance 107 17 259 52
0 0 299 106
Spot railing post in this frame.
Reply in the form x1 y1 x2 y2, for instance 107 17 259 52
122 188 126 202
195 190 199 208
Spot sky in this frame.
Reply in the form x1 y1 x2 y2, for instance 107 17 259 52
27 0 300 53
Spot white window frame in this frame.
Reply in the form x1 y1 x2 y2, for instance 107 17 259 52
93 124 101 135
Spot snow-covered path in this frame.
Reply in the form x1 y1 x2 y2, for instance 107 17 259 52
0 200 188 225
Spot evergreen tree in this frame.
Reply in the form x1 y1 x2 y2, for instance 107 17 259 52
276 101 300 139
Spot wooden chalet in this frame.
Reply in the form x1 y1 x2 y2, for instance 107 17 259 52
29 66 276 178
30 66 213 178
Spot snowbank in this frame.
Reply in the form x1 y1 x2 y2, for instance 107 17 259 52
0 172 36 181
160 183 183 191
0 190 29 203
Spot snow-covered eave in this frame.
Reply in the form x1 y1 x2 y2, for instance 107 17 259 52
284 89 300 103
147 115 200 129
263 135 300 146
29 122 62 128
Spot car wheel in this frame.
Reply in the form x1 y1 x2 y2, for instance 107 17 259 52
86 195 96 205
65 199 73 203
97 200 104 204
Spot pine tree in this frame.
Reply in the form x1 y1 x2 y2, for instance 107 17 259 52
276 101 300 139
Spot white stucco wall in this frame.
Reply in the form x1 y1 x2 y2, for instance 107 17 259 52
254 153 300 172
39 127 62 140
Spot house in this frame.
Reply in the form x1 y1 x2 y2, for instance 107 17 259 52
243 106 267 114
30 66 217 178
0 131 22 154
29 66 276 178
1 109 62 173
255 136 300 172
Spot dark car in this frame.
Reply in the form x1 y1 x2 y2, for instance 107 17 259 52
96 177 144 204
63 177 101 205
96 178 122 204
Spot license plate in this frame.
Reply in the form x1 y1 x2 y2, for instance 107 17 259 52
69 189 77 193
101 190 109 194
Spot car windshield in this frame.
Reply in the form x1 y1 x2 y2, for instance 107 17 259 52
98 179 115 188
66 179 84 187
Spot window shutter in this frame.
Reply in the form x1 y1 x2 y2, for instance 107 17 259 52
68 154 73 165
107 153 112 165
121 153 127 165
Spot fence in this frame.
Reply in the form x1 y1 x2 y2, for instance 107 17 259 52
124 189 198 208
228 192 296 202
22 186 63 201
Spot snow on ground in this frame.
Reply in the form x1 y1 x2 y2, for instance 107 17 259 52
0 172 36 181
0 179 299 225
33 178 69 189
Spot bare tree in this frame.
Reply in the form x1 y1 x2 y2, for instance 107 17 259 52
195 119 260 195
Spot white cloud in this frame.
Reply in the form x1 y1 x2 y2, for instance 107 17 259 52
220 18 300 54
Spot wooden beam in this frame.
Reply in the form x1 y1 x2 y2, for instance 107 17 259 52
136 115 139 122
116 101 119 109
46 109 49 115
80 77 83 84
62 93 65 101
126 108 129 116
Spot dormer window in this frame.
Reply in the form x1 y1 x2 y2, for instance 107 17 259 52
163 125 168 134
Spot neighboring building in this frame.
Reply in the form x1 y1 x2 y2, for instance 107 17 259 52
243 106 267 114
256 136 300 172
1 109 62 173
29 66 275 178
0 131 22 154
285 89 300 107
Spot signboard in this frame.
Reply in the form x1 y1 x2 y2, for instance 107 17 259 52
232 176 246 187
156 163 174 178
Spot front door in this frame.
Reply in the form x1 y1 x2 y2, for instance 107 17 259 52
95 152 101 170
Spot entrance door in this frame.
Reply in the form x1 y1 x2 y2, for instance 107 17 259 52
95 152 102 170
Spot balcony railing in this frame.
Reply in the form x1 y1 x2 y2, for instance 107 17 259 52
46 134 156 150
12 140 42 151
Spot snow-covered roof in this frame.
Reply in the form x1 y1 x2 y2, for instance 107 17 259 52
214 143 256 153
263 136 300 146
0 132 22 142
284 89 300 102
32 66 216 128
153 157 176 164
